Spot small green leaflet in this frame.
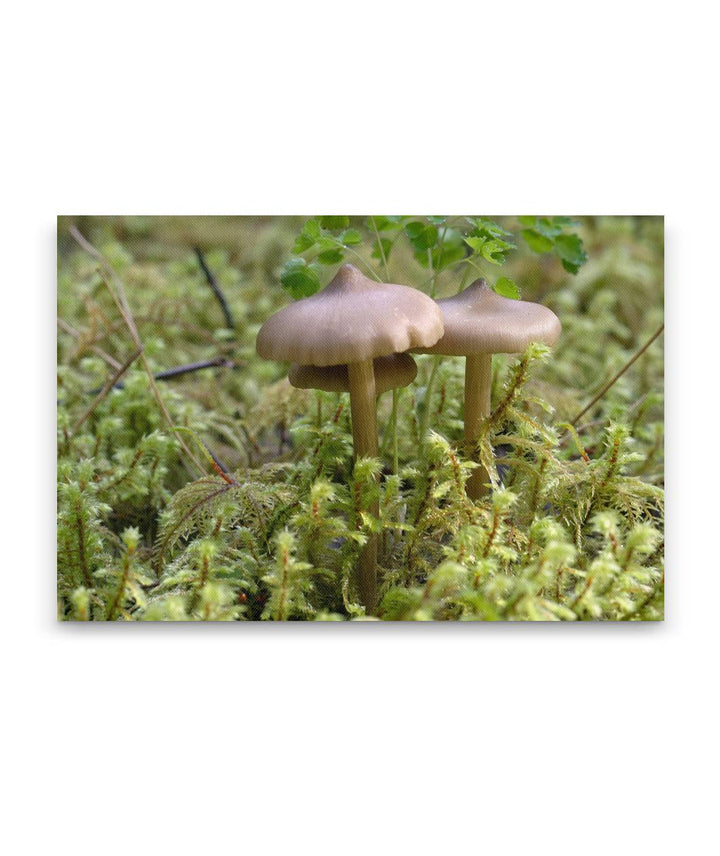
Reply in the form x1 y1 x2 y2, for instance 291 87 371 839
340 228 362 245
319 216 349 231
521 228 553 253
292 219 321 254
405 221 438 251
519 216 587 275
280 258 320 299
554 233 588 274
493 277 521 299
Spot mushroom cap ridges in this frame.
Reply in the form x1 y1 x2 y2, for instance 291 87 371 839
257 264 444 367
416 279 561 356
288 353 418 394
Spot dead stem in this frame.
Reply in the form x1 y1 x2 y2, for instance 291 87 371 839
69 226 205 477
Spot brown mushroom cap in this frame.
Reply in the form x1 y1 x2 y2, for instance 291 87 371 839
288 353 418 395
415 279 561 355
257 263 444 367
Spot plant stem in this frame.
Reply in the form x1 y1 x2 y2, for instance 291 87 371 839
71 346 144 435
341 245 382 282
348 359 379 612
69 226 205 477
464 353 493 500
194 247 235 330
57 317 122 370
419 355 441 441
391 389 399 475
571 323 664 425
369 216 391 281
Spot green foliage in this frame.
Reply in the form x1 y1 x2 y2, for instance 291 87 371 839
519 216 589 273
494 276 521 300
280 257 320 298
279 214 587 302
57 215 662 621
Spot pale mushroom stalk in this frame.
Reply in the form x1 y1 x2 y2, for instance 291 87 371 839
290 353 419 610
414 279 561 502
464 352 492 499
391 388 399 475
347 359 379 459
347 359 379 608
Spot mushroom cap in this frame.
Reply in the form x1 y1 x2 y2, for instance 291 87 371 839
257 264 444 367
288 353 418 395
415 279 561 356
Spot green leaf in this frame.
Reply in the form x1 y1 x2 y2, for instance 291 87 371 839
319 216 349 231
370 215 405 232
493 277 521 299
316 249 344 265
554 233 588 273
518 216 537 226
404 221 424 239
432 228 466 271
405 221 438 251
316 236 340 253
536 217 564 239
480 238 514 265
464 235 487 253
561 258 582 274
521 228 554 253
470 218 513 238
292 219 321 254
292 233 314 254
280 258 321 299
340 228 362 246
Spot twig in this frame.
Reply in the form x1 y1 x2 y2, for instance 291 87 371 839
155 357 237 381
57 317 123 370
69 226 205 477
89 357 239 393
571 324 664 425
194 247 235 330
71 346 144 435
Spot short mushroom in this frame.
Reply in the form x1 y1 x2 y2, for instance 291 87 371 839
257 263 444 611
416 278 561 500
288 353 418 396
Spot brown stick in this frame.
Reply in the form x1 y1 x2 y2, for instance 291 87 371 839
71 346 144 435
194 247 235 330
571 324 664 426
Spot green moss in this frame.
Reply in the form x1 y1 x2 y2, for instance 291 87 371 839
57 216 664 621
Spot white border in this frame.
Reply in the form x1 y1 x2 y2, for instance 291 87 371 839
3 2 715 853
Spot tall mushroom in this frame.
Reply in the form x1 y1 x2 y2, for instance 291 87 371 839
415 278 561 500
257 263 444 611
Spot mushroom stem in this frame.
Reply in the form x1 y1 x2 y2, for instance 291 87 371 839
464 353 493 500
347 358 379 611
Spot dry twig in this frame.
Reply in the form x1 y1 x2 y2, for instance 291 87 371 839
69 226 205 476
71 346 144 435
571 324 664 425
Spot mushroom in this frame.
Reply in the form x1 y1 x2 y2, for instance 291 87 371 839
288 353 418 396
416 278 561 500
256 263 444 611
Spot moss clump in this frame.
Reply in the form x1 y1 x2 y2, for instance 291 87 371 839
57 216 663 621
